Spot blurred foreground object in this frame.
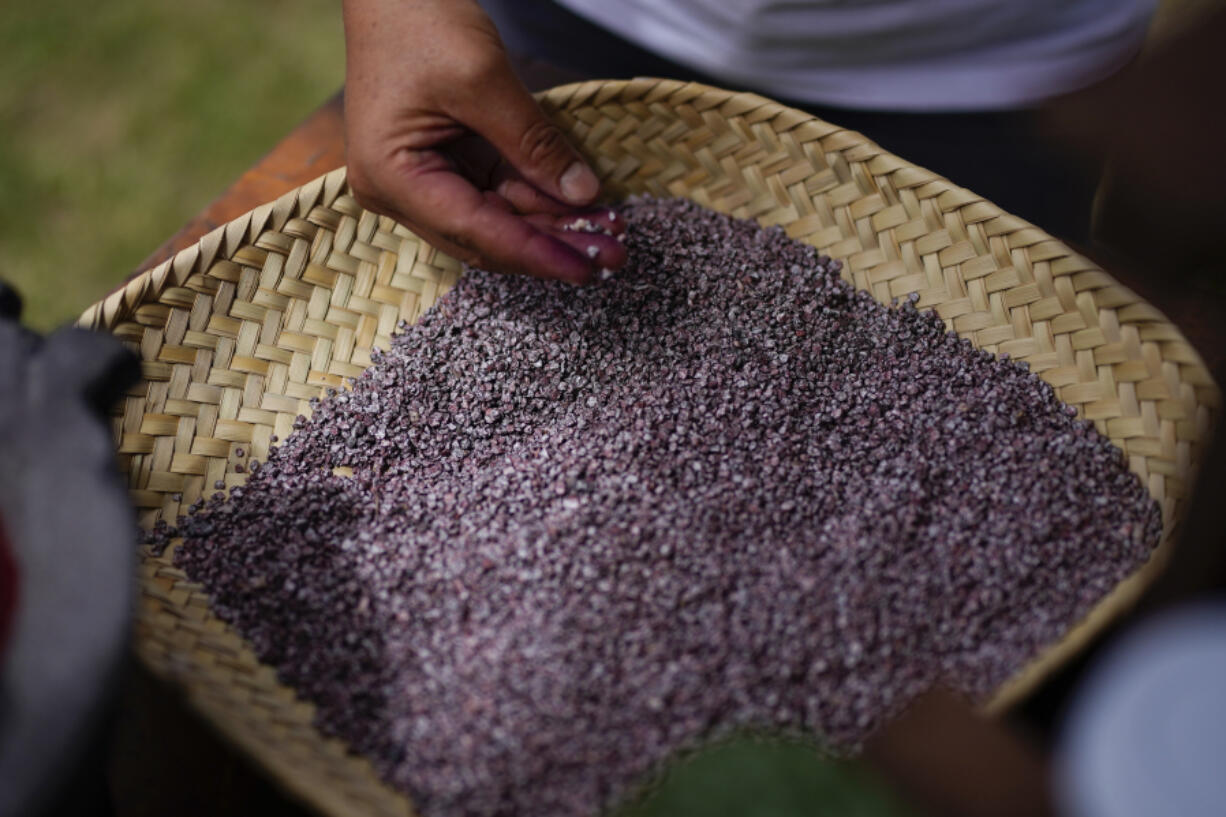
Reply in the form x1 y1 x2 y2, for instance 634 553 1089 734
1045 4 1226 269
1056 601 1226 817
0 280 139 817
866 689 1054 817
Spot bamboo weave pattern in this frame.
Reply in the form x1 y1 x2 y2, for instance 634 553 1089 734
79 79 1218 817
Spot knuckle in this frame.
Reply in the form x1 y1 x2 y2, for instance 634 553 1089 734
436 230 486 266
345 147 381 197
345 164 371 196
436 229 472 253
345 169 381 213
346 148 419 221
453 46 505 88
518 119 569 169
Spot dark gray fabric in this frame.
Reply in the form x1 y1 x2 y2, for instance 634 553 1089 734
0 313 138 817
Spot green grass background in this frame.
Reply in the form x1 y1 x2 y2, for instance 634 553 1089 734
0 0 345 328
618 736 915 817
0 2 915 814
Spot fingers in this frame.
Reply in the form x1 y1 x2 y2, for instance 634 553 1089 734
354 141 629 284
530 215 628 271
451 136 623 238
375 150 598 284
454 63 601 207
409 213 626 282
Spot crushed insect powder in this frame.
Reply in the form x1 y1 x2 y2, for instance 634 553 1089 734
155 196 1161 817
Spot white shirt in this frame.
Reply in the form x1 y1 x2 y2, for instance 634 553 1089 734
553 0 1155 111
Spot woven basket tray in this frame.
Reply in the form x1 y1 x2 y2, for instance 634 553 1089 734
81 79 1217 817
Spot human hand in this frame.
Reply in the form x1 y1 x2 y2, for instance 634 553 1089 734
342 0 626 285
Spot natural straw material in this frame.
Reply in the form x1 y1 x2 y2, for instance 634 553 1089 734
81 79 1217 817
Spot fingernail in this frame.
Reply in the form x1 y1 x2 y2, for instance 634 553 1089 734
560 162 598 204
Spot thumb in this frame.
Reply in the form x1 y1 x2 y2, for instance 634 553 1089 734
462 68 600 206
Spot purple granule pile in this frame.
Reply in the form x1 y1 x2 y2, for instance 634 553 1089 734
156 197 1161 817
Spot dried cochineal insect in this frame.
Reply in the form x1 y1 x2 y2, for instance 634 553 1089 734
159 197 1161 817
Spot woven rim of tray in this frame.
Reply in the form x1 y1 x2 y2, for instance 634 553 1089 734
80 78 1218 817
